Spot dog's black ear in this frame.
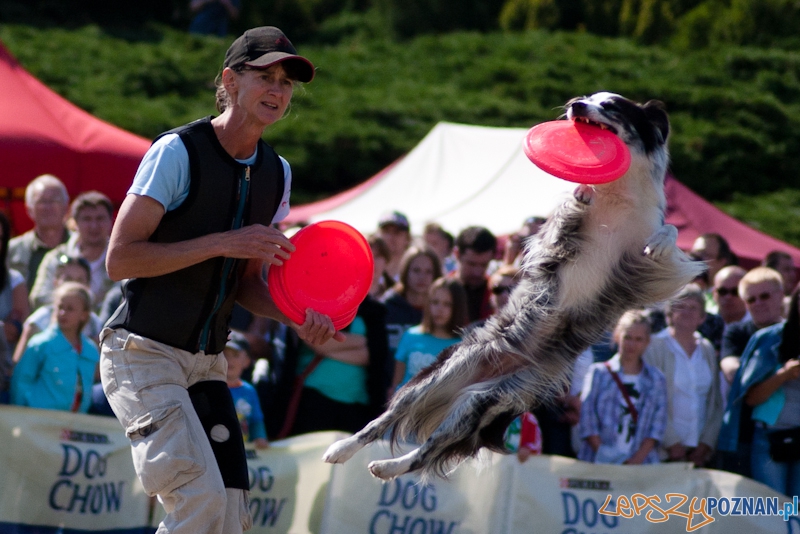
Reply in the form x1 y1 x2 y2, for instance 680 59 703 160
643 100 669 143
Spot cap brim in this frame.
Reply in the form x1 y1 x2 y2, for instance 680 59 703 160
245 52 315 83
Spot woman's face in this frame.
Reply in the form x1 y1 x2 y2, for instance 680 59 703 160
407 255 436 295
229 63 293 127
429 287 454 329
617 323 650 361
668 297 705 333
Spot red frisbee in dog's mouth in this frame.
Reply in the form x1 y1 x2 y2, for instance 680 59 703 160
523 120 631 184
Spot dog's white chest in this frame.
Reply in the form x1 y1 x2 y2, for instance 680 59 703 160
559 208 655 307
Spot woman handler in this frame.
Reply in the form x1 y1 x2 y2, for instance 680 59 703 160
100 27 342 534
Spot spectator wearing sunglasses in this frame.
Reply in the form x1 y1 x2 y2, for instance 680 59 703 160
489 265 517 312
715 267 785 477
721 267 785 382
463 265 518 334
698 266 749 358
713 266 748 326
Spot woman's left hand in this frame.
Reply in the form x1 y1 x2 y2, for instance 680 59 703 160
292 309 345 346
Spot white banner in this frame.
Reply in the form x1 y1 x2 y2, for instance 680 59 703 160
0 405 150 532
322 442 797 534
1 406 796 534
509 455 796 533
150 430 343 533
321 441 512 534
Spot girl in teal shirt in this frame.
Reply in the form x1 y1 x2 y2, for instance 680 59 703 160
392 277 470 391
11 282 98 413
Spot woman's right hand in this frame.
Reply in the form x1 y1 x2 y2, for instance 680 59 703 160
223 224 294 265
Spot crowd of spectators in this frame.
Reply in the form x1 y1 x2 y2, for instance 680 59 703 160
2 174 799 498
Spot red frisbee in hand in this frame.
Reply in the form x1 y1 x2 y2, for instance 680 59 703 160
268 220 373 330
523 120 631 184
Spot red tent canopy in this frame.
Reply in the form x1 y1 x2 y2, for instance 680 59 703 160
0 41 151 235
664 177 800 269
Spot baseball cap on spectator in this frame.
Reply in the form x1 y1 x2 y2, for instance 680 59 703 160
224 26 315 83
378 211 410 231
226 331 250 354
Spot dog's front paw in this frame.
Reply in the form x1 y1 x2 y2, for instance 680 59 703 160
644 224 678 259
573 184 594 205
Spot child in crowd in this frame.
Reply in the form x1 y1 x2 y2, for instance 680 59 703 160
11 282 98 413
391 277 469 391
578 310 668 465
13 255 103 365
225 331 269 449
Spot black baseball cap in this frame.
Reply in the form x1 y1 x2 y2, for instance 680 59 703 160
378 210 410 231
224 26 315 83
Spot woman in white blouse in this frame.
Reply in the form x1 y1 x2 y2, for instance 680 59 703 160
644 284 723 466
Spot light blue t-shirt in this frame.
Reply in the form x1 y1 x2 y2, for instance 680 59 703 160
129 133 292 222
395 325 460 387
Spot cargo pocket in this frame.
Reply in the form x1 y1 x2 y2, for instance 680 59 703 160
127 403 206 496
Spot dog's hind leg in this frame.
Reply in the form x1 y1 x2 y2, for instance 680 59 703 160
368 382 520 481
322 409 398 464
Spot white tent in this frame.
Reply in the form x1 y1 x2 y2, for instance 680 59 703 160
286 122 574 236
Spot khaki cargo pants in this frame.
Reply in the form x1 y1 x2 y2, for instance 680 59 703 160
99 328 251 533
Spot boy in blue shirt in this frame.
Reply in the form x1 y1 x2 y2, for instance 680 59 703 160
225 332 269 449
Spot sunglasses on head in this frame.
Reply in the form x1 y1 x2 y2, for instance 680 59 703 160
715 286 738 298
745 292 774 305
58 254 91 273
491 285 513 295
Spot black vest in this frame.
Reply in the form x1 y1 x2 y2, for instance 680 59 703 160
107 117 284 354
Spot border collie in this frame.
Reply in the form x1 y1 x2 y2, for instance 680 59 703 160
323 92 704 480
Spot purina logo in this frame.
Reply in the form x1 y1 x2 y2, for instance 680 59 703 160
60 429 110 444
275 37 289 48
560 477 612 491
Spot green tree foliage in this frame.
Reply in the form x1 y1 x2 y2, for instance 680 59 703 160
672 0 800 50
499 0 562 31
4 24 800 205
372 0 507 38
498 0 800 48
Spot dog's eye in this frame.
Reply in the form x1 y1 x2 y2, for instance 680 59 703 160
600 102 620 112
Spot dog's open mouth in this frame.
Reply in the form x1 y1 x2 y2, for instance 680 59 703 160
572 116 618 135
